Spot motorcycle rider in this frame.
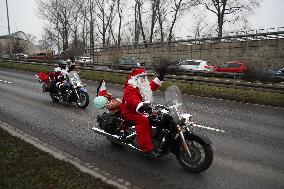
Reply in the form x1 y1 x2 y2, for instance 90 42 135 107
121 67 166 158
54 58 75 97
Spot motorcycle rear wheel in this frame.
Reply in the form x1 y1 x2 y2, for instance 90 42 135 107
176 136 213 173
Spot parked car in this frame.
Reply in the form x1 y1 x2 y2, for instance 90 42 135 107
169 60 213 74
111 58 145 70
214 61 248 73
27 53 52 60
265 67 284 79
15 53 28 59
0 54 11 59
76 57 93 65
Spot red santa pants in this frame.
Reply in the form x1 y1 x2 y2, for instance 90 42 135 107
125 113 153 153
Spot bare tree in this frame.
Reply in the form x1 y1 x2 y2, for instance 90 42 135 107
95 0 116 46
37 0 78 51
201 0 261 39
116 0 124 46
190 11 211 39
156 0 168 42
26 33 37 45
135 0 147 45
149 0 159 43
167 0 198 42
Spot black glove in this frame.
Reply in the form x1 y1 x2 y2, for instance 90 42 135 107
158 67 166 81
138 102 152 114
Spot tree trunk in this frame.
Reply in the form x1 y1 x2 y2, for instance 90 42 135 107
168 0 183 42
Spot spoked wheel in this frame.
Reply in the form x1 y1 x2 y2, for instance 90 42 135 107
176 136 213 173
76 91 89 109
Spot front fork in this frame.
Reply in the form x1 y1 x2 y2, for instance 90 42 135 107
73 87 81 100
176 125 192 158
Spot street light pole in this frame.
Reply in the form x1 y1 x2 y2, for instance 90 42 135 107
56 0 60 54
5 0 12 55
5 0 11 35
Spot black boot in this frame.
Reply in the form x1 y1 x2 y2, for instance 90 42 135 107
144 149 161 158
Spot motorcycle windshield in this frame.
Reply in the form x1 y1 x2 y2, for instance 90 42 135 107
68 71 83 87
165 85 187 123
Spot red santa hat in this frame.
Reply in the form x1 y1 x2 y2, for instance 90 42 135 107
130 68 146 78
127 68 148 87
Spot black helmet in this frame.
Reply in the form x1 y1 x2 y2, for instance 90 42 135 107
59 60 67 69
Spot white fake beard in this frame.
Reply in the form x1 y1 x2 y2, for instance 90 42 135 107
137 77 153 102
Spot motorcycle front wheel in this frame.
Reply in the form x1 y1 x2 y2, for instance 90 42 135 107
176 135 213 173
76 91 89 109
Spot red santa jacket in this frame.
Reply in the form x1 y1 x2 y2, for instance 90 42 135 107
121 77 162 116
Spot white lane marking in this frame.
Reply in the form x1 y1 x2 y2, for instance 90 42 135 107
0 79 13 84
192 123 225 133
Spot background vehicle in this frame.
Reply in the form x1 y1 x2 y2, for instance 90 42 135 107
0 54 11 59
15 53 28 59
27 52 52 60
214 61 248 73
111 58 145 70
169 60 213 74
265 67 284 79
76 57 93 66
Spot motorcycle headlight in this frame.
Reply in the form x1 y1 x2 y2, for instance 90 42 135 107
180 113 192 125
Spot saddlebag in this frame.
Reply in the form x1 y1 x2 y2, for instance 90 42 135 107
97 112 122 134
42 82 54 92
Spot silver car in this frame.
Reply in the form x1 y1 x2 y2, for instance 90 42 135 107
177 60 213 72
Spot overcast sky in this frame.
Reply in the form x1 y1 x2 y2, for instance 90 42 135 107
0 0 284 40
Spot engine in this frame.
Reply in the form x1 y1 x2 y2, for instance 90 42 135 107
97 112 122 134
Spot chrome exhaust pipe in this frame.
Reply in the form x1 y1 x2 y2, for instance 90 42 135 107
92 127 142 152
92 127 120 139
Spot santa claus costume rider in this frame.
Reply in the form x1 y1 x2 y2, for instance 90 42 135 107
121 68 165 157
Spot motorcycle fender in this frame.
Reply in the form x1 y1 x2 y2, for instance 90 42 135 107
79 88 87 93
171 131 212 155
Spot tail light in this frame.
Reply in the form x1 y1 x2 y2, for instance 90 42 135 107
204 65 213 70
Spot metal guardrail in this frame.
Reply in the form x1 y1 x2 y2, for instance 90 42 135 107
1 59 283 94
93 27 284 50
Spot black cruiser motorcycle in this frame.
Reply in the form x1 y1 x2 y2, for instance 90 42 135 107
36 71 89 109
92 85 213 173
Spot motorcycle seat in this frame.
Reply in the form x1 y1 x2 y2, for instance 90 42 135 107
122 120 135 128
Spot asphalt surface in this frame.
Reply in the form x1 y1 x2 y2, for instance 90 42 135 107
0 68 284 189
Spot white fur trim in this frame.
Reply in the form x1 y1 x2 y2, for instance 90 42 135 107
127 76 138 87
136 102 144 113
153 77 162 85
54 67 61 72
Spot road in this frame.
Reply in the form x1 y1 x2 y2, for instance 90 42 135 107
0 68 284 189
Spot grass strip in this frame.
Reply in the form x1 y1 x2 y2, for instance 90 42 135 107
0 128 116 189
0 62 283 107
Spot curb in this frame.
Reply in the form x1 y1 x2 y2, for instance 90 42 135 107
0 121 143 189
